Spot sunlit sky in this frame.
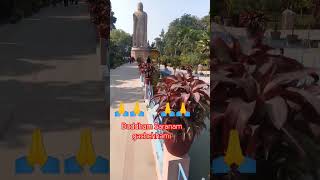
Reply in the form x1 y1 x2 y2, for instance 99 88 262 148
111 0 210 43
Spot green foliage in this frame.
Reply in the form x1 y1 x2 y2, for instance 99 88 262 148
109 29 132 69
155 13 209 71
201 15 210 32
136 57 142 64
160 55 170 66
179 53 202 69
169 56 181 68
151 64 160 91
110 11 117 30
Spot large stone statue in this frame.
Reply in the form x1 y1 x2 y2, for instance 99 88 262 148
133 2 148 48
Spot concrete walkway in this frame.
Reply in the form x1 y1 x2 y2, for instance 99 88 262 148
110 62 157 180
0 1 108 179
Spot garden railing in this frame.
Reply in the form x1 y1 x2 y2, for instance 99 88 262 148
178 163 188 180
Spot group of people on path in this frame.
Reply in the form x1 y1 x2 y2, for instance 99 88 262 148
128 56 152 64
128 57 135 64
51 0 79 7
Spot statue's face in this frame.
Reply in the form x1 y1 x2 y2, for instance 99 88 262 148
138 3 143 11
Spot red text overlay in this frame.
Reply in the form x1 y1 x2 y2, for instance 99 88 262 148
121 122 183 141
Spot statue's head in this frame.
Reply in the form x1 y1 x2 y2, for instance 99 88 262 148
137 2 143 11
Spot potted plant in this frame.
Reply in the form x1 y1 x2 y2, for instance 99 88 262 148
240 11 267 46
138 62 143 74
271 22 281 40
138 61 145 85
153 73 209 157
142 62 155 85
212 26 320 179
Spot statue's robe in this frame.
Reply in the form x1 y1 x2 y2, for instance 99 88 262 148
133 11 147 48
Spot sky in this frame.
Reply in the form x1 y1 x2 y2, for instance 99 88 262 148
111 0 210 43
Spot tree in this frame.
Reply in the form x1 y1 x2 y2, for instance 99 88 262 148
157 13 209 71
201 15 210 31
154 29 165 55
110 29 132 68
196 31 210 61
110 11 117 30
163 14 207 56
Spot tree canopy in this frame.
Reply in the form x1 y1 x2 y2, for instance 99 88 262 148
109 29 132 68
155 13 210 70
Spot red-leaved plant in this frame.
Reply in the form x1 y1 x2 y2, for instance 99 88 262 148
88 0 110 38
141 62 155 79
153 73 210 140
212 11 320 180
138 62 145 75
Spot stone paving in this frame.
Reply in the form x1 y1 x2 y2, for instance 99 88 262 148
110 62 157 180
0 1 108 179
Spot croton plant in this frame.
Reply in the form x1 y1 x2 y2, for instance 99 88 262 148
138 62 156 78
153 72 210 141
87 0 110 39
212 11 320 180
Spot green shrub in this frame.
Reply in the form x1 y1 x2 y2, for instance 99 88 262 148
136 57 142 64
151 64 160 92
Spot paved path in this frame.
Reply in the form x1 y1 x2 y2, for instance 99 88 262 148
110 62 157 180
0 1 108 179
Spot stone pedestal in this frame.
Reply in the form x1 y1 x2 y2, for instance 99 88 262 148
131 47 150 61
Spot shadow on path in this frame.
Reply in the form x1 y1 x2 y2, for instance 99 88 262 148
0 80 107 148
0 2 107 149
0 2 97 77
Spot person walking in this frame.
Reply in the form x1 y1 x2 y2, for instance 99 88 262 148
146 57 151 64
